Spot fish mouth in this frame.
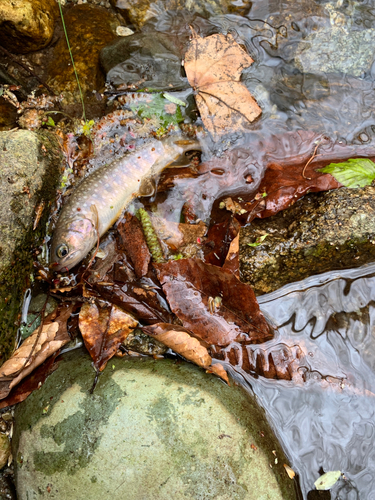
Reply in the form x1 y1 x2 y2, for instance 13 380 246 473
50 250 83 273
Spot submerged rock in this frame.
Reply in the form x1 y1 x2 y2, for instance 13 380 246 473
47 4 120 98
110 0 252 31
100 32 189 90
13 351 297 500
0 0 58 54
240 186 375 294
0 130 62 364
294 27 375 77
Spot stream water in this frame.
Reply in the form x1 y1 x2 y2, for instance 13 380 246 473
238 263 375 499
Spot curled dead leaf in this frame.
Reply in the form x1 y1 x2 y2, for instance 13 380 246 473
284 464 296 479
206 363 229 385
142 323 212 368
0 304 73 400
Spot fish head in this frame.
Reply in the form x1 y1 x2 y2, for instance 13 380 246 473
50 216 97 272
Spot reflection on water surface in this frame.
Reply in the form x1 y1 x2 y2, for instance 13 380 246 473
224 264 375 499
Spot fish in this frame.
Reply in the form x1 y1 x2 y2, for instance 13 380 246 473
51 134 200 271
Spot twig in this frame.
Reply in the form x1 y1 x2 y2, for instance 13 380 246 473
302 140 322 180
0 45 57 96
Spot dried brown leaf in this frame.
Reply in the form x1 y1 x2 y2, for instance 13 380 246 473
0 354 60 409
206 363 230 384
222 233 240 278
142 323 212 368
0 304 73 400
79 302 138 371
185 31 261 138
155 258 273 347
284 464 296 479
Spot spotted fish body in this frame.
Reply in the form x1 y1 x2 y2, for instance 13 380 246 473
51 135 198 271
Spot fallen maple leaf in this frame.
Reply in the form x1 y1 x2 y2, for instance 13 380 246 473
79 302 138 371
0 304 73 400
155 258 273 347
184 29 262 138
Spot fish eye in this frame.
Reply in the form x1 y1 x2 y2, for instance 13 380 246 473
56 244 69 259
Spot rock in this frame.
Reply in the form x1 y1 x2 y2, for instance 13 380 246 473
47 5 120 98
240 186 375 294
0 0 58 54
294 27 375 77
110 0 252 31
13 351 297 500
100 32 189 90
0 130 62 364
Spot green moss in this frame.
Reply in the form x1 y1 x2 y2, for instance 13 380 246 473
0 131 62 363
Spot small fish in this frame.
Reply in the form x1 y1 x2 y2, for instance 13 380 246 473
51 134 200 271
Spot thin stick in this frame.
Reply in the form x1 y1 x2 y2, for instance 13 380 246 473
302 141 321 180
0 45 57 96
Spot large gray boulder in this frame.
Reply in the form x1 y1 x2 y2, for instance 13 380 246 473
0 130 62 363
240 186 375 294
13 351 297 500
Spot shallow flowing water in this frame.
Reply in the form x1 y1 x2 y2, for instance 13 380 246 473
244 264 375 499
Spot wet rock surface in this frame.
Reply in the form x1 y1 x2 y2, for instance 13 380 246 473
47 4 120 98
110 0 252 31
294 27 375 77
0 0 58 54
100 32 189 90
0 130 62 364
14 350 297 500
240 186 375 294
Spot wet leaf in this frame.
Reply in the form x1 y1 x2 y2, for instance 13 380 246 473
314 471 341 491
318 158 375 188
0 304 73 400
184 30 262 138
79 302 138 371
95 280 174 325
117 213 151 278
0 354 60 409
155 258 273 347
142 323 212 368
212 342 304 382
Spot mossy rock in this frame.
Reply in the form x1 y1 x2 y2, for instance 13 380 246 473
240 186 375 294
13 351 298 500
0 130 62 364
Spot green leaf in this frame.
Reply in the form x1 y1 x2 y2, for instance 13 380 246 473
314 471 341 491
130 94 184 130
318 158 375 188
163 92 186 106
247 234 269 247
46 116 55 127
